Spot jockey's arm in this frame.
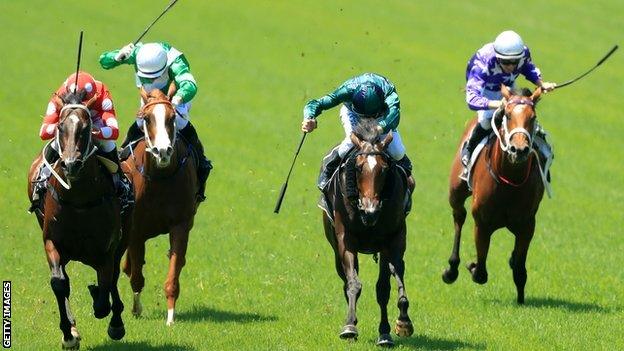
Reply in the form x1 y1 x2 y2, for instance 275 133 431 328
378 91 400 133
171 55 197 103
99 46 138 70
39 90 64 140
91 86 119 140
303 84 351 120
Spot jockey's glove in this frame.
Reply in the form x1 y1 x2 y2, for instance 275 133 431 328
114 43 135 62
171 95 183 107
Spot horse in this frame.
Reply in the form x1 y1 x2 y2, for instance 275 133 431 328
320 118 414 346
442 85 545 304
120 87 200 325
27 90 127 349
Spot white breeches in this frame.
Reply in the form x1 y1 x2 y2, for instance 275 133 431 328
476 89 503 130
337 105 405 160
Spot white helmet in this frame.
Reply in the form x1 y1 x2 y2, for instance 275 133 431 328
493 30 525 59
136 43 168 78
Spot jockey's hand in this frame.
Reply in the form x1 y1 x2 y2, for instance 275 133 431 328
114 43 135 62
301 118 317 133
171 95 183 107
540 81 557 93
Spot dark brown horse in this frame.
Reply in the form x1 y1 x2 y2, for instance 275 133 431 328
321 119 414 346
121 88 200 325
443 85 545 304
27 90 126 349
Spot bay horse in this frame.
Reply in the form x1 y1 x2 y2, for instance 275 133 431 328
27 90 126 349
443 85 545 304
321 118 414 346
121 87 200 325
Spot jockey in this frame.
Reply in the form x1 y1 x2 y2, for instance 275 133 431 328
302 73 414 191
31 71 130 210
99 41 212 201
461 30 556 178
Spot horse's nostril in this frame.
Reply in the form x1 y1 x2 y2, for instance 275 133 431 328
509 145 517 153
151 147 158 155
167 146 173 155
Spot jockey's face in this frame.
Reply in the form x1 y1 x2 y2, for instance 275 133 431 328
499 58 520 73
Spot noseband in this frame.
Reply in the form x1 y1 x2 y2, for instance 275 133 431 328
492 97 536 153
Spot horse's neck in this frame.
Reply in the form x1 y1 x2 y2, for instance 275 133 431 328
52 158 111 200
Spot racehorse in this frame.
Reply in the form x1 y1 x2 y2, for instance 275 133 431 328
27 90 127 349
443 85 545 304
321 118 414 346
121 87 200 325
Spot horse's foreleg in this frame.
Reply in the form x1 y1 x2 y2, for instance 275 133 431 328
389 226 414 339
128 238 146 317
61 265 81 342
509 219 535 304
443 190 468 284
45 240 78 349
375 253 393 346
467 224 492 284
164 222 191 326
339 247 361 340
107 242 126 341
90 256 114 319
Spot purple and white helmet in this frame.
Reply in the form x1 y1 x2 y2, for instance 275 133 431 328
493 30 525 60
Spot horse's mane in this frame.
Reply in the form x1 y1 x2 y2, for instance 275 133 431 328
60 89 87 105
509 87 532 97
352 118 381 143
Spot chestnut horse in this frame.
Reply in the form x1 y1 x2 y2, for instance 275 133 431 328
443 85 545 304
321 119 414 346
121 88 200 325
27 90 126 349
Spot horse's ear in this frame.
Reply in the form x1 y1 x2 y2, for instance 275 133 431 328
84 92 100 109
501 84 512 99
166 81 177 100
379 132 393 150
52 93 64 106
350 133 362 148
139 87 149 104
530 86 543 103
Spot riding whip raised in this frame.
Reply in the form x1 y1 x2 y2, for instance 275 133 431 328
274 133 307 214
73 31 84 91
554 45 618 89
134 0 180 44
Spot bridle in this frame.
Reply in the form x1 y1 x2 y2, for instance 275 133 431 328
491 97 536 153
43 103 97 189
140 99 177 157
351 149 392 211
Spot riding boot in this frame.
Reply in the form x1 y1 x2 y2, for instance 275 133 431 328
317 149 342 191
100 149 134 213
460 124 490 180
29 144 59 212
119 122 143 160
396 155 415 214
179 122 212 202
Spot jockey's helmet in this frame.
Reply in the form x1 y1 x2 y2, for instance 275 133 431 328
136 43 168 78
65 71 97 100
493 30 525 60
352 83 385 117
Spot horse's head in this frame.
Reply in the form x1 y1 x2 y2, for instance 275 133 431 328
349 120 393 227
53 90 98 179
498 85 542 164
138 86 177 168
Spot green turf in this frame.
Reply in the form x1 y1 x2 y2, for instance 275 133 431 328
1 0 623 350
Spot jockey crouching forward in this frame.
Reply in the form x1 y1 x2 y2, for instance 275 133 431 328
302 73 415 192
30 71 132 212
99 41 212 202
461 30 556 179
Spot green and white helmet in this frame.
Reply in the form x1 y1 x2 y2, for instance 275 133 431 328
136 43 168 78
493 30 525 60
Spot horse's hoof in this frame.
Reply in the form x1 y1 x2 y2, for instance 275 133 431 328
466 263 488 284
442 268 458 284
107 324 125 340
131 302 142 318
376 333 394 347
61 335 79 350
395 319 414 337
339 324 358 340
70 326 81 340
